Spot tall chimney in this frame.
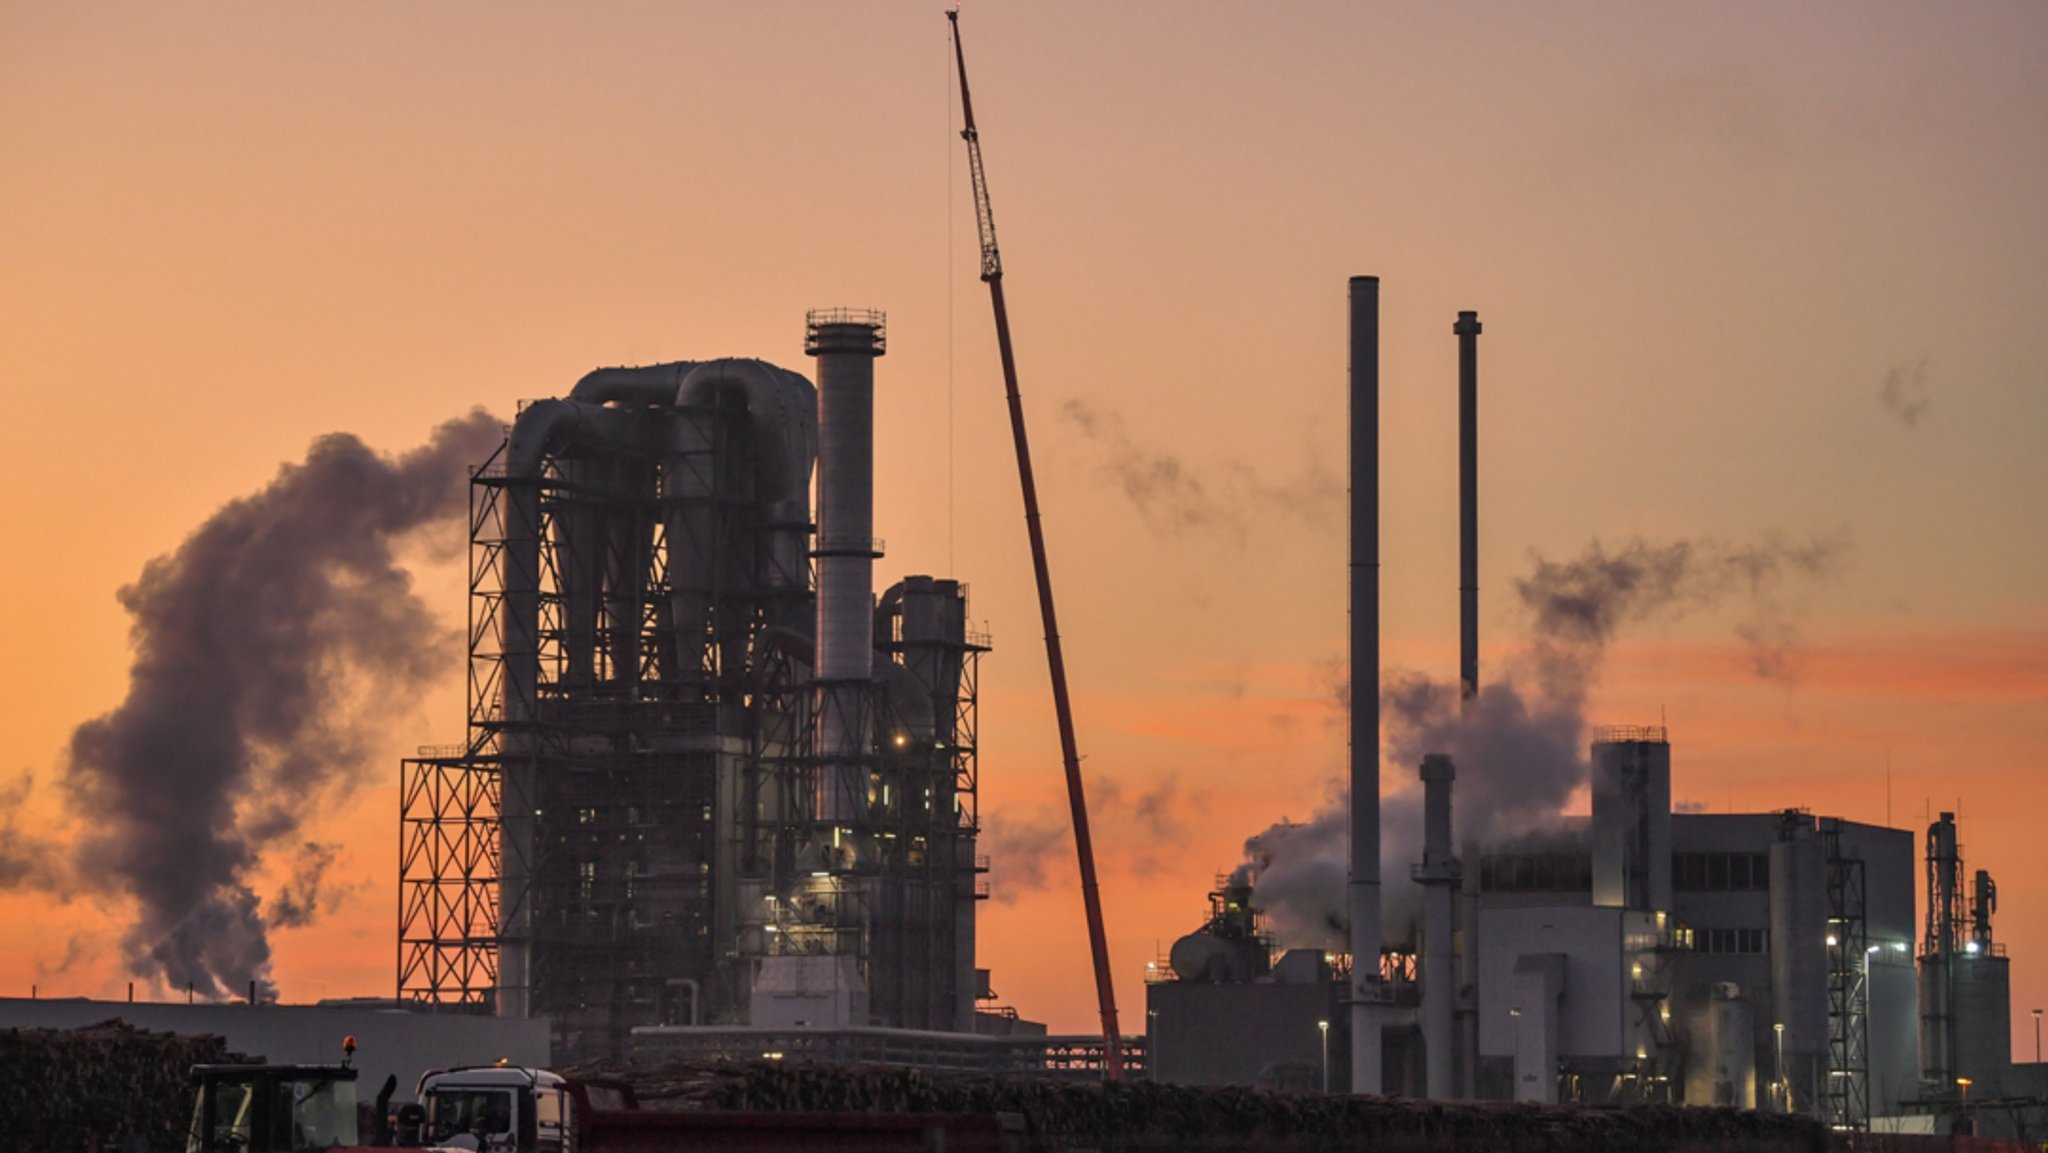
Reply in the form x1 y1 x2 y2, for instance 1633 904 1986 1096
1348 276 1383 1094
1455 310 1482 704
808 309 886 823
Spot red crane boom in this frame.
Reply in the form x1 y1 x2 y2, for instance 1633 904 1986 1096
947 8 1123 1078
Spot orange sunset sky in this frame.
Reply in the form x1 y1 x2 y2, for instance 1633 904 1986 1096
2 3 2044 1053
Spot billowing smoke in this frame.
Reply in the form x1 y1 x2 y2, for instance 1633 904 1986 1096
50 411 501 999
1060 399 1340 540
981 810 1069 904
1235 532 1844 950
267 842 343 930
0 772 61 890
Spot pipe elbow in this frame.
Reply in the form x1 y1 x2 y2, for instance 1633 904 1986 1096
507 398 653 477
569 363 700 408
676 358 818 504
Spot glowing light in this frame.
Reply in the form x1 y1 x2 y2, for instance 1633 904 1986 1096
1826 934 1839 947
1965 940 1981 955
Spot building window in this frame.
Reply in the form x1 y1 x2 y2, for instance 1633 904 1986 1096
1480 852 1592 893
577 860 597 902
1695 927 1768 954
1673 852 1770 892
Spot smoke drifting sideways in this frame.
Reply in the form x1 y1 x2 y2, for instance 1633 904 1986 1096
981 772 1194 903
1059 399 1341 541
50 411 502 1000
1235 533 1844 951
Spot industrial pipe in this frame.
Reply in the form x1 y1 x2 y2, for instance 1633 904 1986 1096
572 362 701 408
497 398 650 1019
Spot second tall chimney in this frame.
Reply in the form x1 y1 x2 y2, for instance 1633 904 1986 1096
1455 310 1482 704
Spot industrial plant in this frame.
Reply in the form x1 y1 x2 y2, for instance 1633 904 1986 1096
3 13 2036 1150
394 312 997 1060
350 276 2046 1137
4 260 2037 1140
1138 280 2048 1141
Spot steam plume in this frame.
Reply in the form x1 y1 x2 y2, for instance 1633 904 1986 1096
1878 356 1932 429
1060 399 1340 540
1235 532 1843 950
981 811 1068 904
55 411 502 999
0 773 61 890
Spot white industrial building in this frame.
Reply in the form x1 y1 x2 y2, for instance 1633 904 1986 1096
1149 727 2027 1135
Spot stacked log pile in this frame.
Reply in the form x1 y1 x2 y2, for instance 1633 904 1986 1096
562 1058 1832 1153
0 1018 249 1153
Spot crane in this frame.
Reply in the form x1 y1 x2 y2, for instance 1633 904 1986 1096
948 8 1124 1079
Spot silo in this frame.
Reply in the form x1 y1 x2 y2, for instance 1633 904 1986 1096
1711 982 1757 1109
1769 820 1828 1112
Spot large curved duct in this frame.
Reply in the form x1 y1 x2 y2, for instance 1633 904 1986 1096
498 397 655 1020
674 359 817 506
571 362 702 409
679 359 817 599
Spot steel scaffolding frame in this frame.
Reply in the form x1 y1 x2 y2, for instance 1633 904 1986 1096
398 399 987 1046
1822 819 1870 1130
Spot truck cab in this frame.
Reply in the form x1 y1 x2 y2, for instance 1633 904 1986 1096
414 1066 606 1153
186 1063 360 1153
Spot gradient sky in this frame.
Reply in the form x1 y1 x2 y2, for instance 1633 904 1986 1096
2 2 2044 1052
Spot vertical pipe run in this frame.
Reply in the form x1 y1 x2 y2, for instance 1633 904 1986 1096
1455 311 1482 705
1348 276 1383 1094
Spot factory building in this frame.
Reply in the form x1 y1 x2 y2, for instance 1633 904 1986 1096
1147 725 2033 1133
395 311 991 1061
1464 730 1918 1124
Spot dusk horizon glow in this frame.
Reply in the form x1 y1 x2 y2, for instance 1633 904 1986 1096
1 2 2043 1062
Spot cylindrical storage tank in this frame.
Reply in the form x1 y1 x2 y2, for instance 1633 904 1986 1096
1769 831 1828 1111
1711 983 1757 1108
1952 954 2013 1092
1920 956 1953 1085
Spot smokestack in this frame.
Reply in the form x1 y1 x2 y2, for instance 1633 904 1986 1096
807 309 886 824
1455 310 1481 704
1347 276 1383 1094
1417 754 1458 1099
